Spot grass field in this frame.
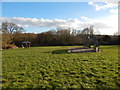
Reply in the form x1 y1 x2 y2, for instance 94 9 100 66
2 45 119 88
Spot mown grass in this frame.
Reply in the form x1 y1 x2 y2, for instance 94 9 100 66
2 45 119 89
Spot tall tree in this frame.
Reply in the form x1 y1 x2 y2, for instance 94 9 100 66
1 22 24 34
81 26 95 48
1 22 24 48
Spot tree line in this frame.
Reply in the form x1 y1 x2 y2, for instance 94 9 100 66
0 22 119 49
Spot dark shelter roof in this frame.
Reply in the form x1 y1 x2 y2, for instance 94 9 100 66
21 41 30 43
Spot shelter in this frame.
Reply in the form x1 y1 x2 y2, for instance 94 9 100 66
21 41 30 48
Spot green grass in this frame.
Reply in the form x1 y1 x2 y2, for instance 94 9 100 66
2 45 119 88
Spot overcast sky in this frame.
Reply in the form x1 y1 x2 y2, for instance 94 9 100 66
0 0 118 35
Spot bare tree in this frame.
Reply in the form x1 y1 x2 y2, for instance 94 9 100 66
1 22 24 34
1 22 24 48
81 25 95 48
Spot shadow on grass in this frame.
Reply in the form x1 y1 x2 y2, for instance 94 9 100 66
45 49 68 54
52 49 68 54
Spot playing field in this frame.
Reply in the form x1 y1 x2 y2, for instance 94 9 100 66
2 45 119 88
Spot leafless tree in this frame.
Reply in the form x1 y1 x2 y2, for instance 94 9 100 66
1 22 24 34
1 22 24 48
